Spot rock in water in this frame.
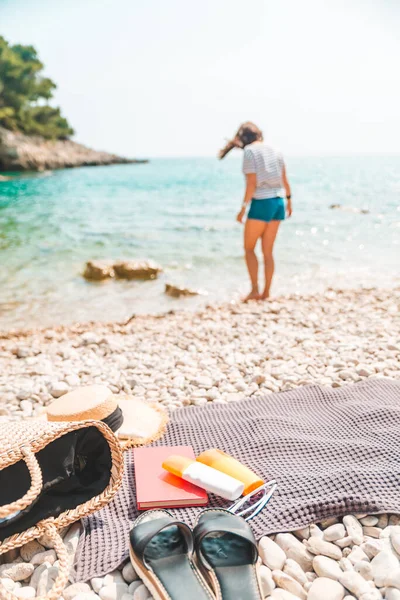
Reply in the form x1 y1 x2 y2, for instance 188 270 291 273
165 284 199 298
83 261 114 281
113 260 162 280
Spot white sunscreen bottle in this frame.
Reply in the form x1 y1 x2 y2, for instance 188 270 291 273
162 454 244 501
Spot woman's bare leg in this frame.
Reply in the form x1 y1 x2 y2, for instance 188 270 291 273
243 219 267 301
261 220 281 299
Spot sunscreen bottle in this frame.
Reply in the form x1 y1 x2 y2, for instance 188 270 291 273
162 455 244 501
196 449 264 495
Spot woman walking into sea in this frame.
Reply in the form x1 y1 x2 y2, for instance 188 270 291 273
219 122 292 301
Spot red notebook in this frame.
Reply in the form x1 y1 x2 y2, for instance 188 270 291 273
134 446 208 510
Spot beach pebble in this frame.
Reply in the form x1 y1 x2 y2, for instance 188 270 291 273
339 571 371 597
275 533 314 572
132 585 151 600
272 569 306 599
376 515 389 529
321 518 340 529
391 533 400 555
370 551 399 587
363 527 381 539
30 563 51 591
293 526 310 541
270 590 302 600
339 558 355 572
0 578 17 592
128 582 142 595
386 589 400 600
63 583 92 600
64 523 82 561
104 572 126 586
259 536 286 570
99 583 129 600
91 578 105 594
361 540 382 560
343 516 364 546
20 541 45 562
259 564 276 596
308 577 346 600
324 524 346 542
390 517 400 527
354 562 373 581
384 569 400 589
36 566 59 596
50 381 69 397
122 563 138 584
31 550 57 566
348 547 369 565
336 536 354 549
360 517 379 527
310 524 324 538
0 563 34 582
313 556 343 580
283 559 307 585
306 536 343 560
14 586 36 599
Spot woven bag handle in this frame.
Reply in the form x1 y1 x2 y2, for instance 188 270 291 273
0 524 69 600
0 447 43 519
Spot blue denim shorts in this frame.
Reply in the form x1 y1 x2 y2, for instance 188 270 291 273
247 197 285 222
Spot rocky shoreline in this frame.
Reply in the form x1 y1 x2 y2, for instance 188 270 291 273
0 126 147 171
0 286 399 599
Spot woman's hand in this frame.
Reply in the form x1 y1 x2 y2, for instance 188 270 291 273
236 207 246 223
287 200 293 218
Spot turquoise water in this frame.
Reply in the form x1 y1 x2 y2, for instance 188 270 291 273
0 156 399 330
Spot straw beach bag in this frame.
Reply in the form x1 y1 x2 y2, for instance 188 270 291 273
0 419 124 600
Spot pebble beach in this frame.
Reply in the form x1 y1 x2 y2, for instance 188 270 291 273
1 286 400 600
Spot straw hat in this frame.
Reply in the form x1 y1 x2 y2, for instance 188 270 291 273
46 385 123 432
46 385 168 446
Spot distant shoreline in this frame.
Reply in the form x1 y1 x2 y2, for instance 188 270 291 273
0 126 148 172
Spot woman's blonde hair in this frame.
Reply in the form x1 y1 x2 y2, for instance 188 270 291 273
219 122 263 159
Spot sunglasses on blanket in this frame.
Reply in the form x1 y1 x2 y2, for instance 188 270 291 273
228 479 277 521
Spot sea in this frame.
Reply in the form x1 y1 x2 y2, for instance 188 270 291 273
0 155 399 331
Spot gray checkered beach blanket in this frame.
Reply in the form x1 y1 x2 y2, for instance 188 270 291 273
74 378 400 581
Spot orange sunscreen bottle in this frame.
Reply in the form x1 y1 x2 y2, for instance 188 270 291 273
162 455 244 501
196 449 264 495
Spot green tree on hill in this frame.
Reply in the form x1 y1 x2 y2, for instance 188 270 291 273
0 36 74 139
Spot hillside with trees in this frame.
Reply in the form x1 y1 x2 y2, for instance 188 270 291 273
0 36 73 140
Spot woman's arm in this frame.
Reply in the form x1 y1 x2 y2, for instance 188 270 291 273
237 173 257 223
282 165 292 217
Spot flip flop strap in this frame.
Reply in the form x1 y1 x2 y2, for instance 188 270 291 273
194 511 259 567
130 517 194 563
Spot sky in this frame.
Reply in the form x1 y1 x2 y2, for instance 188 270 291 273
1 0 399 158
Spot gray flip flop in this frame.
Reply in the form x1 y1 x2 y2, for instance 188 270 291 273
129 510 215 600
194 509 263 600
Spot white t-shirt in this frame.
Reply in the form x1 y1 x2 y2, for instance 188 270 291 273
242 143 285 199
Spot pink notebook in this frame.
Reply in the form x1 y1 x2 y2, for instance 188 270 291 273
134 446 208 510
